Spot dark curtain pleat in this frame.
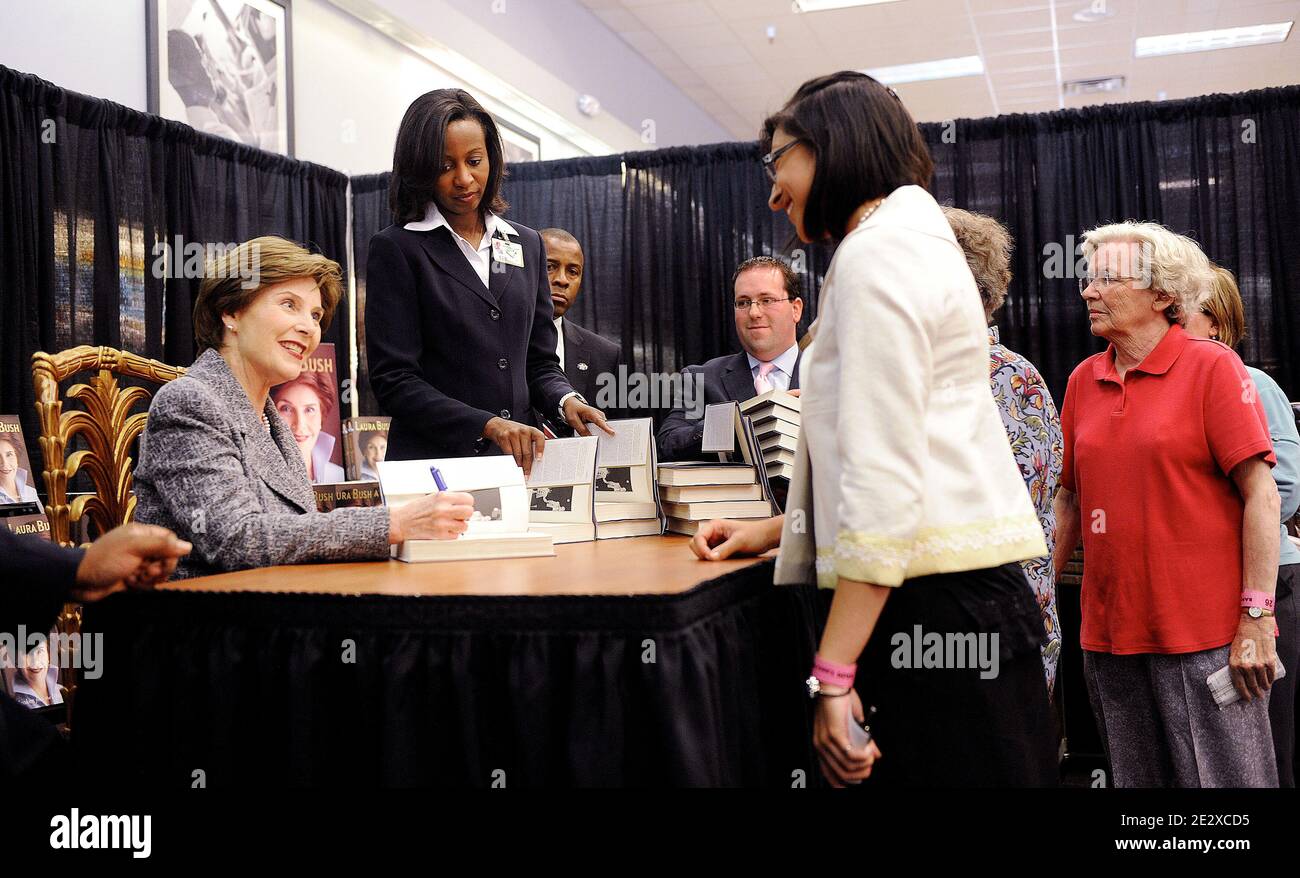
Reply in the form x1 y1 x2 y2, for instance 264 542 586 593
0 64 351 478
73 561 828 788
348 172 391 418
501 155 624 347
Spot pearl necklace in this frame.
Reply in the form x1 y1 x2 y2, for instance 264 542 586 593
855 198 884 229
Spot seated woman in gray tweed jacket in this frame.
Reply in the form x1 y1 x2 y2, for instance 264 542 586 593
134 236 474 580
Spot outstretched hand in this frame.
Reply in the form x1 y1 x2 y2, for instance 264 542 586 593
689 515 783 561
73 523 191 601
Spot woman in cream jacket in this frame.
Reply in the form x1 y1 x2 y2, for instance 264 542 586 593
692 72 1057 788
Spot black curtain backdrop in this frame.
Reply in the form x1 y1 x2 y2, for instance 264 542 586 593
503 155 626 341
0 64 350 474
5 59 1297 462
349 172 390 421
620 143 832 382
922 85 1300 402
349 86 1300 416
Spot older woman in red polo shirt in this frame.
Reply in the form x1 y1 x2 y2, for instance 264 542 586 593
1052 221 1281 787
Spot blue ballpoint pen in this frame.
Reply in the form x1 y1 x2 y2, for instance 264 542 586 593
429 466 447 491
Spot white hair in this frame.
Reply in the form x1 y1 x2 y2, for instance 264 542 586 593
1081 221 1213 324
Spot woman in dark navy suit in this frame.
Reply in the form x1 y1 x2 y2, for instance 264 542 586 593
365 89 610 474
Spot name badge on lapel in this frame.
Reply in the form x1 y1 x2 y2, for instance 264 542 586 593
491 238 524 268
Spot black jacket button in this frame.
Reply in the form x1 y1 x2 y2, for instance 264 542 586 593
497 358 508 369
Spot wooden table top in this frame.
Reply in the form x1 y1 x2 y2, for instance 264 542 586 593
162 535 772 598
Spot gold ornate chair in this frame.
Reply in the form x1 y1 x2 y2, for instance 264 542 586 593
31 345 186 547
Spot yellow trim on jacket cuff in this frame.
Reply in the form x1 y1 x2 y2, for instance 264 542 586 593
817 515 1048 589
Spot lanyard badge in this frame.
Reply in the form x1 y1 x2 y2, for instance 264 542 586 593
491 236 524 268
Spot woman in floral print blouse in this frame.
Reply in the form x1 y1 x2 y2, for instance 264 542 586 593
944 206 1063 696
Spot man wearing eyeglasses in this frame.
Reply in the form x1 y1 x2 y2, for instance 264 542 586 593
656 255 804 461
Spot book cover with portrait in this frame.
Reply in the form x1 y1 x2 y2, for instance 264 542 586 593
342 416 391 482
0 414 43 510
0 623 63 710
271 343 344 484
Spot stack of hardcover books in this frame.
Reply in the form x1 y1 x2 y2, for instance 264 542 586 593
657 462 771 536
739 389 800 482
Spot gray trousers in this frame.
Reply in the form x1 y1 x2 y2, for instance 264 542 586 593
1084 645 1278 788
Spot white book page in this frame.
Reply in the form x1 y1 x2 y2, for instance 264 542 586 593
596 419 651 467
526 436 597 487
701 402 737 453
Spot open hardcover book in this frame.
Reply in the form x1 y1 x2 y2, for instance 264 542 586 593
377 456 554 562
526 435 598 544
592 417 664 538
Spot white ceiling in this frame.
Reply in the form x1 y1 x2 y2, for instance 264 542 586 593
578 0 1300 138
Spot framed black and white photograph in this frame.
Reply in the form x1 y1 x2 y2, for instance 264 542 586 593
497 116 541 164
147 0 294 156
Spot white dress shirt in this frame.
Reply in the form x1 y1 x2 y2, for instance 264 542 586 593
774 185 1046 589
403 202 518 289
554 317 566 371
746 343 799 392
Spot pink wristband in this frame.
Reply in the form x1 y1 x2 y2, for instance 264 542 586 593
1241 590 1275 612
812 655 856 688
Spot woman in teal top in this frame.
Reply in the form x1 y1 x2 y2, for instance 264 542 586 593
1186 264 1299 787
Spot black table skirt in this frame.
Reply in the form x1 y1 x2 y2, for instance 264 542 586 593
73 561 828 787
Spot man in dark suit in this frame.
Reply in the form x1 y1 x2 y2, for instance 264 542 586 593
536 228 623 434
0 524 189 781
656 256 804 461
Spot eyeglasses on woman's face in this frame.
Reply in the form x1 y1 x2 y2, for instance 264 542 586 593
1077 272 1144 295
761 139 803 183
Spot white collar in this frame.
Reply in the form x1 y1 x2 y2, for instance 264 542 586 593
747 342 799 377
404 201 517 242
553 316 564 329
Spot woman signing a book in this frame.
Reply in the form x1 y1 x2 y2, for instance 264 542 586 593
365 89 611 476
690 72 1058 787
133 236 474 580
